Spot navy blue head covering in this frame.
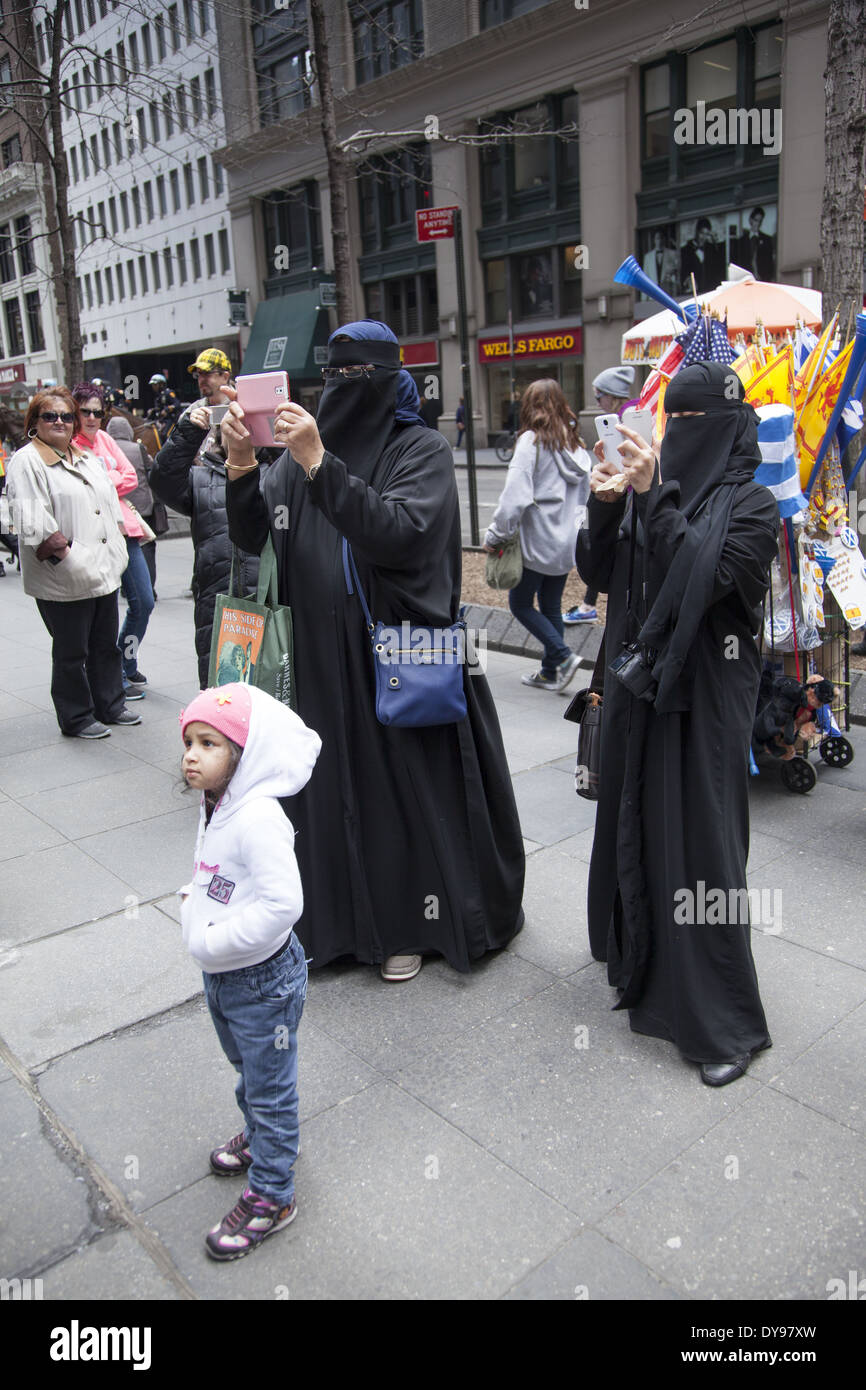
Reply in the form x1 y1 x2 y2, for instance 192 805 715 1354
326 320 425 426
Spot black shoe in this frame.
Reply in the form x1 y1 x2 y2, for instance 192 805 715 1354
126 670 148 685
70 721 111 739
700 1055 751 1086
123 688 145 701
110 710 142 726
851 641 866 657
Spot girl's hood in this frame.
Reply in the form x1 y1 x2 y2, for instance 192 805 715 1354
214 686 321 819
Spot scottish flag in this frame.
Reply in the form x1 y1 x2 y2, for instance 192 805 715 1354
754 405 808 517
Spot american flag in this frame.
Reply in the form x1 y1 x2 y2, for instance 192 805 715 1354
676 313 737 367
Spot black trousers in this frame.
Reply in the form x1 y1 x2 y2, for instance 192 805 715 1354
36 591 126 734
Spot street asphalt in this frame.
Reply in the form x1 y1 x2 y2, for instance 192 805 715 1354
0 533 864 1303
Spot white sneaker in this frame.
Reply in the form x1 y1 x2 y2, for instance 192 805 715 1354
381 954 422 981
553 653 580 692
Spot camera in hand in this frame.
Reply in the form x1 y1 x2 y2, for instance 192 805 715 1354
609 642 657 702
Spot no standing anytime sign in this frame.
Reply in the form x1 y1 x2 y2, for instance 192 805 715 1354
416 207 459 241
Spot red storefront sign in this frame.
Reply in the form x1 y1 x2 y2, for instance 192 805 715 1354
416 207 458 241
0 363 26 391
400 340 439 367
477 329 582 362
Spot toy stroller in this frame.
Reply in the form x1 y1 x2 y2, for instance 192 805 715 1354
751 671 854 793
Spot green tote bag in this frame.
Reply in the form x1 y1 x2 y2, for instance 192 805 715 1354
208 538 295 708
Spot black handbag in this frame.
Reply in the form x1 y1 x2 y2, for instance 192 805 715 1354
343 540 467 728
564 633 605 800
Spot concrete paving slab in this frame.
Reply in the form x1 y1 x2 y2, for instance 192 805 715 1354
305 949 553 1075
0 690 43 722
0 739 141 799
0 709 68 754
41 1229 179 1300
504 1227 683 1300
0 906 202 1066
39 1001 380 1214
143 1081 579 1299
11 683 56 713
507 847 594 977
0 802 66 863
394 976 758 1224
78 806 201 900
19 764 182 839
0 1081 100 1277
511 764 596 845
749 933 866 1073
747 848 866 970
0 843 138 947
597 1087 866 1300
770 999 866 1137
747 776 858 836
807 799 866 867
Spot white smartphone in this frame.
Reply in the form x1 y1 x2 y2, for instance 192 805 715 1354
594 413 623 466
620 406 654 446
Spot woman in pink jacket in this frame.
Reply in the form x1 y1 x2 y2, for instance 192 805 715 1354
72 384 154 697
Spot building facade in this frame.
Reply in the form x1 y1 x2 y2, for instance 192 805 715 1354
35 0 238 408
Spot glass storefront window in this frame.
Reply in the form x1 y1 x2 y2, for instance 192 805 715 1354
755 22 783 105
686 39 737 110
560 93 580 182
484 259 506 324
562 245 582 315
512 102 548 191
643 63 669 159
485 359 583 439
516 249 553 317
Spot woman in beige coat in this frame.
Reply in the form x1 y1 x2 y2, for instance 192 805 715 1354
6 389 141 739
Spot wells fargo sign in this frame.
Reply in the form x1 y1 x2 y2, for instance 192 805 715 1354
478 329 582 362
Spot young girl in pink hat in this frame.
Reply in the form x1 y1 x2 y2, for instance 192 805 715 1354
179 683 321 1260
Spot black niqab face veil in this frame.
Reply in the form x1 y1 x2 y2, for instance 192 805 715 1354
660 361 761 517
316 323 401 480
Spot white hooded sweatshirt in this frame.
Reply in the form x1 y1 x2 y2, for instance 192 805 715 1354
179 687 322 974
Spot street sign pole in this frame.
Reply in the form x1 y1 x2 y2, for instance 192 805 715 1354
453 209 479 545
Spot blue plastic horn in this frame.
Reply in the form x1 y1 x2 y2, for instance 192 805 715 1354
614 256 690 324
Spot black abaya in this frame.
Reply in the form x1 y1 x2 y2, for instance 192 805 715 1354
226 424 525 971
576 477 779 1063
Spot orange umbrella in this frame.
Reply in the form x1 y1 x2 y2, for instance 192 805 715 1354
703 278 821 334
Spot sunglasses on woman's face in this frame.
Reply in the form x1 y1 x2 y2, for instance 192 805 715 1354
79 407 103 418
40 412 76 424
320 364 377 381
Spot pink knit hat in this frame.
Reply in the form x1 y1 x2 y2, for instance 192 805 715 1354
180 684 253 747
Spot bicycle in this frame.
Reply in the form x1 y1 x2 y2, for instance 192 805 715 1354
494 430 516 462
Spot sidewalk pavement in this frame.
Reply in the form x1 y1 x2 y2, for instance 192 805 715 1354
1 535 864 1301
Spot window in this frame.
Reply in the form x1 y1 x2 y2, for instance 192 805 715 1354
150 102 160 143
84 274 93 309
137 108 147 149
143 182 154 220
93 56 101 92
0 55 13 108
4 296 25 356
199 1 209 31
357 145 431 252
170 169 181 212
115 40 125 75
81 142 90 178
137 256 148 296
156 175 167 216
127 259 136 295
102 128 111 167
213 159 224 196
112 121 123 161
176 85 187 129
35 21 47 65
755 22 783 107
69 146 79 181
96 201 106 238
0 224 15 282
218 228 230 274
484 260 506 323
150 250 161 291
141 24 152 65
25 290 45 351
198 155 208 200
77 278 85 312
168 4 180 50
176 242 187 283
108 196 118 233
512 101 548 192
351 0 423 85
205 68 216 117
120 191 129 230
183 0 195 38
190 74 202 121
82 64 91 106
115 262 125 300
163 246 174 287
253 3 313 126
128 33 139 72
190 237 201 279
94 269 103 305
163 93 174 138
481 0 551 25
262 181 323 286
363 271 438 338
184 162 195 205
104 265 113 302
155 15 165 60
204 233 216 276
131 186 141 226
478 92 579 225
1 133 21 169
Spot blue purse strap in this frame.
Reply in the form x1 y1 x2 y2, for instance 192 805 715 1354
342 538 375 634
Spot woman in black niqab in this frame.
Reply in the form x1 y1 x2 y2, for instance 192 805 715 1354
223 320 525 980
576 361 780 1085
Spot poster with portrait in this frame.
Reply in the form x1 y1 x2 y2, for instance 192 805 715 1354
728 204 777 281
639 223 679 300
678 214 727 294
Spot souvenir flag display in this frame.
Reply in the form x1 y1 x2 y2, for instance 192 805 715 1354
744 344 795 409
754 406 808 518
795 339 854 469
731 344 764 384
794 315 837 401
676 313 737 368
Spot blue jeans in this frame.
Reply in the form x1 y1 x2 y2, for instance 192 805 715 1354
509 567 570 677
203 933 308 1205
118 537 155 677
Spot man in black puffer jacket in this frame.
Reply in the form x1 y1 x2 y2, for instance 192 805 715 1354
150 407 272 687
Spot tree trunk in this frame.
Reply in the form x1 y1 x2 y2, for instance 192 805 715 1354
819 0 866 329
309 0 354 324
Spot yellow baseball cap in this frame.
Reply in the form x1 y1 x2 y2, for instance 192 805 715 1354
188 348 232 375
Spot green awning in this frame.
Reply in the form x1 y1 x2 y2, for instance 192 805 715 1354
241 290 330 380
